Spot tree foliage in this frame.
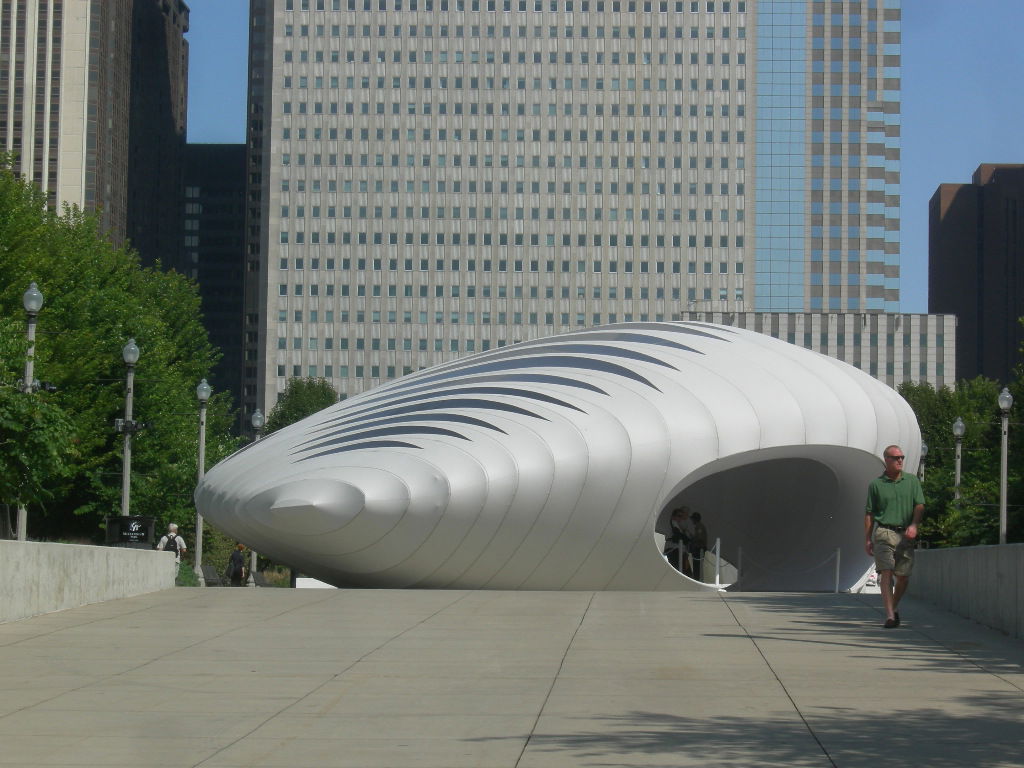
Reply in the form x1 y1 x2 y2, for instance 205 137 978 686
0 160 238 542
898 377 1022 547
263 377 338 435
0 318 76 512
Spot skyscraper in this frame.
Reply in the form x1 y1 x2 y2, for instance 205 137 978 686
183 143 248 414
930 164 1024 384
127 0 191 269
0 0 189 255
243 0 903 410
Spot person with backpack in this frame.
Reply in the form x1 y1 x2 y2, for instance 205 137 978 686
156 523 187 577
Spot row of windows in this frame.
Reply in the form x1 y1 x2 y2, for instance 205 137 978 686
282 205 748 221
281 123 747 149
286 0 746 13
280 264 745 280
281 98 744 118
284 179 743 197
280 359 945 384
285 76 748 93
277 302 733 330
285 49 746 65
280 151 749 170
277 328 943 354
274 256 744 273
278 231 747 246
275 304 743 344
282 183 745 203
275 272 741 295
283 22 748 40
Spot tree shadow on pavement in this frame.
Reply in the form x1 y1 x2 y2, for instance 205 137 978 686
717 592 1024 678
468 692 1024 768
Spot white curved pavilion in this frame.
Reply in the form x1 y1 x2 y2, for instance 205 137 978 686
195 322 921 591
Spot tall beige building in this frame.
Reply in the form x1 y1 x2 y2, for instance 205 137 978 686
0 0 188 250
242 0 908 416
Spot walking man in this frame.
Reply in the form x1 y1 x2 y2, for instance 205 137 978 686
865 445 924 628
157 523 187 577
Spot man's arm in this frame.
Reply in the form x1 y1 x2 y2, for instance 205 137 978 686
864 482 876 556
905 503 925 539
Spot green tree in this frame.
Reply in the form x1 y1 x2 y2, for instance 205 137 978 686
263 377 338 435
0 160 238 542
898 377 1016 547
0 318 76 532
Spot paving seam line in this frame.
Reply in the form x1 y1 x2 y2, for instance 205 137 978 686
718 593 839 768
513 591 596 768
0 587 200 642
0 590 223 720
191 589 474 768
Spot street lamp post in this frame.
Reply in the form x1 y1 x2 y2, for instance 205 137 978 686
952 417 965 501
247 409 265 587
918 442 928 482
17 283 44 540
194 378 212 586
999 388 1013 545
120 339 140 517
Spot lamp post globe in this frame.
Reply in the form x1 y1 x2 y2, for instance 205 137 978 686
23 282 43 314
999 388 1014 413
196 378 212 404
122 338 140 366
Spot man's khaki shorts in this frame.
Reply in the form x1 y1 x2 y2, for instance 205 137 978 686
873 526 914 576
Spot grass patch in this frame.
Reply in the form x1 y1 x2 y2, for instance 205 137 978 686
259 567 292 587
175 563 199 587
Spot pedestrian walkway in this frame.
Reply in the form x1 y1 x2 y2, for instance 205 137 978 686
1 588 1022 767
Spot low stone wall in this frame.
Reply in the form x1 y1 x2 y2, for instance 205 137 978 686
0 540 176 623
914 544 1024 640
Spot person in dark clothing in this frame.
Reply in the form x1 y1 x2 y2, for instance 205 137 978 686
689 512 708 582
227 542 247 587
663 507 692 576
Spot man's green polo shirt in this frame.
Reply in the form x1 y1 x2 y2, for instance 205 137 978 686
866 472 924 526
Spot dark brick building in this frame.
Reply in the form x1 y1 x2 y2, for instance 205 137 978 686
930 164 1024 384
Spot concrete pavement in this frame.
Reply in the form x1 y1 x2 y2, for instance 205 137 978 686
1 588 1022 767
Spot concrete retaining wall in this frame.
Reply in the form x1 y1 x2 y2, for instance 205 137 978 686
0 541 176 624
914 544 1024 640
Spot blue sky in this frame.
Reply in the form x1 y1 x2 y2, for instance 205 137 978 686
185 0 1024 315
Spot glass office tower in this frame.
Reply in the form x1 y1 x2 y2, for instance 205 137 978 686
755 1 900 312
242 0 902 408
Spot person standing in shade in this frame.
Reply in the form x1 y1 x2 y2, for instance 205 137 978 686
227 542 247 587
156 523 187 577
689 512 708 582
865 445 924 628
663 507 692 576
